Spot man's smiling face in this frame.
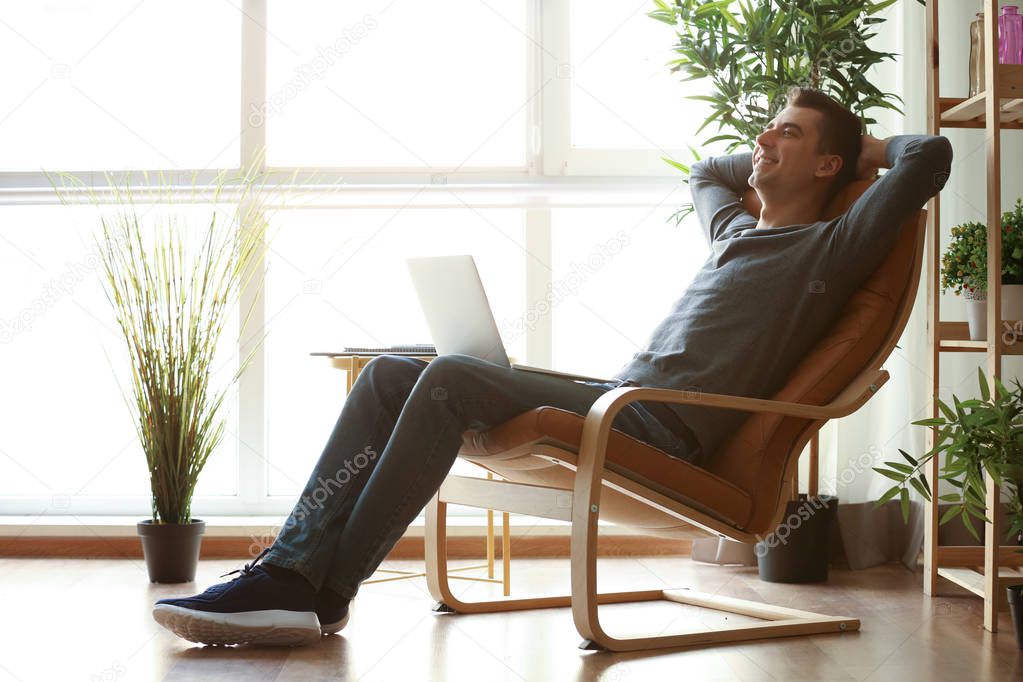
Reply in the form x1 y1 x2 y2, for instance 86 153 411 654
749 105 836 195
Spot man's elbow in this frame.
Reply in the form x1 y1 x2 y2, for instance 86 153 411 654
688 158 712 183
929 136 953 191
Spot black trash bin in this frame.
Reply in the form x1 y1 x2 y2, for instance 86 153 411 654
755 494 838 583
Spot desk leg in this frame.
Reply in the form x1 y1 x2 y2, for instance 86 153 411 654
486 473 495 579
502 511 511 596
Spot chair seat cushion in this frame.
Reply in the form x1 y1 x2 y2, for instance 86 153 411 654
460 406 753 528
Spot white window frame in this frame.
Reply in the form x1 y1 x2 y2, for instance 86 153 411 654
541 0 693 176
0 0 693 517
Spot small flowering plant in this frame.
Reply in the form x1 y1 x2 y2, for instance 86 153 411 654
941 199 1023 296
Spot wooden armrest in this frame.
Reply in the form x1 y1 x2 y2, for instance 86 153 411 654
585 368 889 424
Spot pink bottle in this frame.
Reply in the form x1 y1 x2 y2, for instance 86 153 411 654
1000 5 1023 65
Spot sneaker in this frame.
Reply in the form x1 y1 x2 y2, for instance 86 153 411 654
152 548 320 647
315 588 351 636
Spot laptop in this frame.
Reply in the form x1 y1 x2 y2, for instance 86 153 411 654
405 254 620 384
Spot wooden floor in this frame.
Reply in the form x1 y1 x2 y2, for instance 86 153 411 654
0 556 1020 681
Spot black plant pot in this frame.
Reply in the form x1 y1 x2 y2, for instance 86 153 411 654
137 519 206 583
756 494 838 583
1009 584 1023 650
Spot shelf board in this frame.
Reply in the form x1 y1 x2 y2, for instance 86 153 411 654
937 321 1023 354
937 567 1023 609
939 67 1023 128
1004 98 1023 123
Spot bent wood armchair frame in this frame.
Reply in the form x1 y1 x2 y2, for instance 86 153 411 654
425 206 926 652
424 381 879 651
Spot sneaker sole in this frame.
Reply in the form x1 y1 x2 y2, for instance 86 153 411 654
320 609 351 636
153 604 320 647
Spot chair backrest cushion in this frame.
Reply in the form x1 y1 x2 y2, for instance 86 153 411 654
708 180 924 534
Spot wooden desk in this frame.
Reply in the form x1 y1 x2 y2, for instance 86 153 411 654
328 353 435 393
318 352 511 595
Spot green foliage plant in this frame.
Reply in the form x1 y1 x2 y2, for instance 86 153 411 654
648 0 920 224
874 367 1023 545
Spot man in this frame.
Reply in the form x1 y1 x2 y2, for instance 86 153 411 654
152 87 952 647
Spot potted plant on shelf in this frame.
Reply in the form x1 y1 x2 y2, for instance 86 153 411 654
941 199 1023 341
874 367 1023 647
61 170 271 583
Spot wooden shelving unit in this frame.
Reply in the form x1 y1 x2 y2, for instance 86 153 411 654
924 0 1023 633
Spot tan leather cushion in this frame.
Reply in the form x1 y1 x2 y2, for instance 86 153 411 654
461 406 753 528
711 180 921 534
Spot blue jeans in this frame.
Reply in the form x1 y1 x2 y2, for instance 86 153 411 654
264 353 700 600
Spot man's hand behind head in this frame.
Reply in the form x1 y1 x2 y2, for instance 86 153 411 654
856 134 892 180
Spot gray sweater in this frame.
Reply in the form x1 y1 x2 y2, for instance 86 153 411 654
613 135 953 468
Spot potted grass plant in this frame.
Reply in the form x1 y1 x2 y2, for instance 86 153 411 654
874 367 1023 646
941 199 1023 341
59 169 271 582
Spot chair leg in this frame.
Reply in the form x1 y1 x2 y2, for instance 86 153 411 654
568 451 860 652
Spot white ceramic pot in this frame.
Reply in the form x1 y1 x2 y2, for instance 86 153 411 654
961 283 1023 342
964 285 987 341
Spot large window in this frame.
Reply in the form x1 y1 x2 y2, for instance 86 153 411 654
0 0 707 516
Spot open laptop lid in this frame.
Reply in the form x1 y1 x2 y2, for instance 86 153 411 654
405 255 511 367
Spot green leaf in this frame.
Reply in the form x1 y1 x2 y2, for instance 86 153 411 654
909 476 930 499
962 509 982 542
701 134 743 145
874 467 908 483
877 485 901 506
884 461 915 474
937 398 957 422
869 0 900 14
829 8 862 33
940 504 962 525
661 156 691 174
899 488 910 521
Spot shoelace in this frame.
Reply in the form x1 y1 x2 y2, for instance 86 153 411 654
218 546 271 579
